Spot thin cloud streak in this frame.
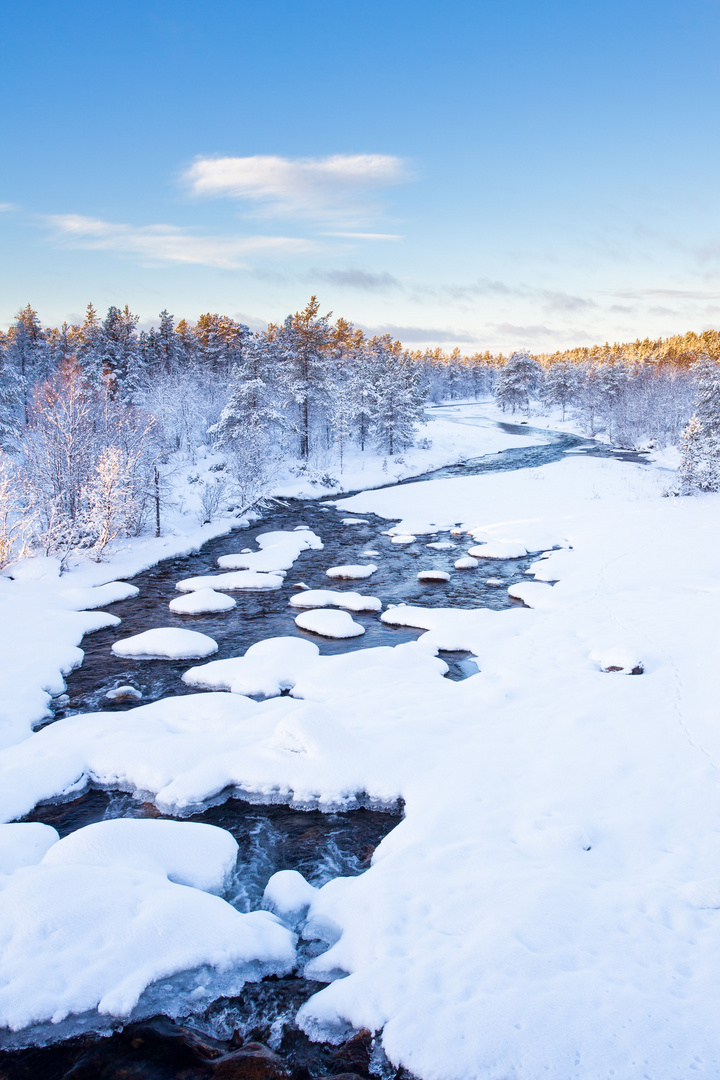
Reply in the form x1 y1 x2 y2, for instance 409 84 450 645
183 153 409 223
45 214 314 269
310 268 401 291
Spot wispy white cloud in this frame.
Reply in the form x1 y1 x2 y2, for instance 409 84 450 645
365 323 480 344
322 231 403 240
183 153 409 223
45 214 313 268
0 203 17 212
311 268 401 291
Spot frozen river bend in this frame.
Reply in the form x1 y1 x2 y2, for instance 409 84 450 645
2 410 720 1079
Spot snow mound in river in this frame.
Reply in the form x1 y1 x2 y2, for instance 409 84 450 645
216 529 323 572
111 628 218 659
0 820 295 1035
289 589 381 612
294 609 365 638
326 564 377 580
184 637 320 697
467 540 528 559
169 588 236 614
176 570 284 592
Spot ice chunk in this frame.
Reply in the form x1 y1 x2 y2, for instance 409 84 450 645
41 818 238 894
184 637 320 697
169 588 236 614
176 570 284 592
289 589 381 612
0 823 59 876
295 609 365 639
417 570 450 582
454 557 478 569
326 564 377 580
111 628 218 660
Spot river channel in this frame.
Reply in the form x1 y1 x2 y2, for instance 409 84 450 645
1 413 643 1080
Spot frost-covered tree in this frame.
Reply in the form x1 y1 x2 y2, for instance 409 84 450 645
6 305 51 425
494 351 541 414
367 336 427 454
541 360 578 421
276 296 332 459
675 357 720 493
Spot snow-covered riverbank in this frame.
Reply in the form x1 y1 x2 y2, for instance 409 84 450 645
4 410 720 1078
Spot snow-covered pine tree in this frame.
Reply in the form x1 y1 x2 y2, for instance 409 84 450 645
494 351 541 414
540 360 578 421
675 356 720 493
6 305 51 426
276 296 332 460
367 336 427 455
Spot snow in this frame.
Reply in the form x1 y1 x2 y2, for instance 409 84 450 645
485 577 504 586
183 638 320 697
105 685 142 702
9 407 720 1075
294 609 365 639
0 819 295 1035
454 557 478 569
41 818 238 894
426 541 455 549
417 570 450 582
169 588 237 614
341 518 368 525
0 824 59 876
176 570 284 592
467 539 528 559
111 628 218 660
289 589 382 612
263 869 319 930
216 529 323 572
326 564 377 580
390 534 416 544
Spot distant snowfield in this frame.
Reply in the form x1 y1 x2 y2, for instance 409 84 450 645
4 412 720 1076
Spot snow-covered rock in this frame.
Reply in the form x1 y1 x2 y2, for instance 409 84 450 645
184 638 320 697
216 529 323 572
295 609 365 638
0 820 295 1034
105 685 142 702
263 869 318 929
454 556 478 569
390 534 416 545
176 570 284 592
111 628 218 660
427 541 455 549
417 570 450 582
326 564 377 580
169 588 236 614
289 589 381 612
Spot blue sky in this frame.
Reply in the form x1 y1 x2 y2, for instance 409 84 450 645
2 0 720 351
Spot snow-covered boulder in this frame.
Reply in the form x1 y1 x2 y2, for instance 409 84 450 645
289 589 381 612
295 609 365 638
263 869 318 930
105 686 142 702
111 628 218 660
216 529 323 572
176 570 284 593
455 557 478 569
184 637 320 697
169 588 236 614
390 534 416 545
418 570 450 583
0 820 296 1033
326 564 377 580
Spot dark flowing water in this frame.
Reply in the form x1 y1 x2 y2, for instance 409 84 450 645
1 415 645 1078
